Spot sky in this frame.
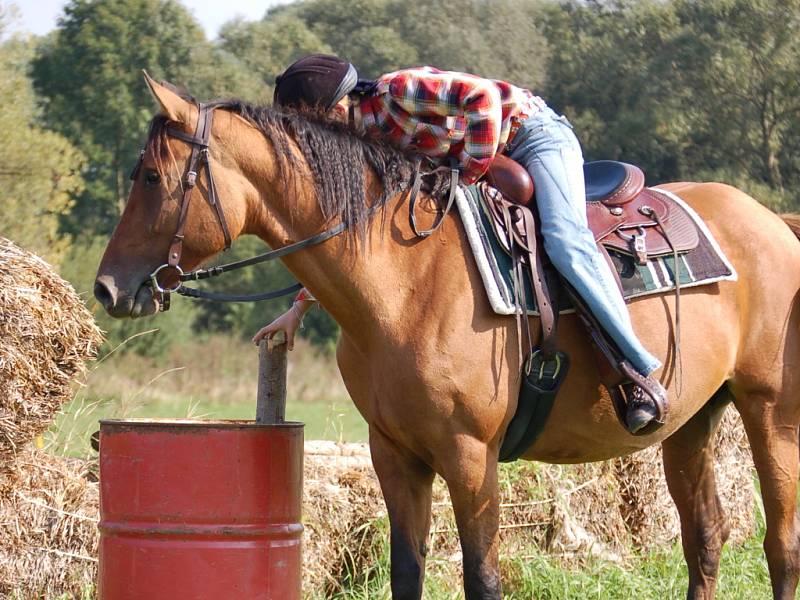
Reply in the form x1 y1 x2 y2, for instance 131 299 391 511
10 0 291 39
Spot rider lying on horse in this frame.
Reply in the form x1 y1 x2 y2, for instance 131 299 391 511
252 54 667 434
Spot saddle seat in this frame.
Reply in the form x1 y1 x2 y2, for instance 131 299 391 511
483 155 699 262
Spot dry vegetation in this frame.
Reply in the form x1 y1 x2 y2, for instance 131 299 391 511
0 238 101 598
0 449 98 598
0 238 102 475
0 408 754 599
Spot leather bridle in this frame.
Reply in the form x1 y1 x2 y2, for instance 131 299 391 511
132 101 454 312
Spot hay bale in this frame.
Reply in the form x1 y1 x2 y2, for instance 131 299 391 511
2 411 755 598
0 448 99 598
611 406 755 548
0 238 103 473
302 442 385 596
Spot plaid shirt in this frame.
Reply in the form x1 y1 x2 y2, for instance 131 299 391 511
355 66 546 184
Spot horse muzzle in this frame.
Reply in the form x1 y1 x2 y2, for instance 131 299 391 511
94 275 161 318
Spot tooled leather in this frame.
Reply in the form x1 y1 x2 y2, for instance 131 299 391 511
485 184 699 259
591 188 699 256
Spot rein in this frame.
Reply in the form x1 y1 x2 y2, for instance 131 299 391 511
138 101 456 311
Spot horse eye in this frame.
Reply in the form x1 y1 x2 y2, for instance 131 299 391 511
144 170 161 187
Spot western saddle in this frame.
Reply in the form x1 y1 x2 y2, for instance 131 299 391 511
481 155 694 456
485 155 698 262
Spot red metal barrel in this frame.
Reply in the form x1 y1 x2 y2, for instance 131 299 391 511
98 419 304 600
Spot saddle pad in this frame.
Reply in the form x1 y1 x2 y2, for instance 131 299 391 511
456 185 738 316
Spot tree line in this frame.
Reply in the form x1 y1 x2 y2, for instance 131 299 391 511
2 0 798 351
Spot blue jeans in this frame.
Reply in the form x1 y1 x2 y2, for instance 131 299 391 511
504 106 661 376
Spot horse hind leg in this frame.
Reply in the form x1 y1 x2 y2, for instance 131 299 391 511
732 368 800 599
662 387 732 600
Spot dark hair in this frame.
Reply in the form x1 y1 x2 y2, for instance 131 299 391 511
145 100 419 236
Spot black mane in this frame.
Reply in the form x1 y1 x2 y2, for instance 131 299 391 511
146 99 422 233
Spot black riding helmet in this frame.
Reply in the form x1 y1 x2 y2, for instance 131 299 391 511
274 54 358 111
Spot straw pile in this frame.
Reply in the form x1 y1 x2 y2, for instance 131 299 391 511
0 448 99 598
301 407 754 595
0 237 103 476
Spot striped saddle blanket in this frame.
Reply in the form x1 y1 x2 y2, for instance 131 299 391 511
456 184 737 315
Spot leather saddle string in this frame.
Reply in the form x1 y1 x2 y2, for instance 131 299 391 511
644 206 682 391
504 204 533 363
409 160 459 239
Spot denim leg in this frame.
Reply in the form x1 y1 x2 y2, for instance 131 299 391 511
507 110 661 375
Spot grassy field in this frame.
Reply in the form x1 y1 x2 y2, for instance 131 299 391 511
48 333 368 457
48 332 777 599
324 526 773 600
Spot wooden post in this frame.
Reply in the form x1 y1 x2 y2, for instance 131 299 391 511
256 334 288 424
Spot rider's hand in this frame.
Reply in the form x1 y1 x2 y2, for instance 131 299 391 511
252 306 302 350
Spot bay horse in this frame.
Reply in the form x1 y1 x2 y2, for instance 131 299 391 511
95 76 800 600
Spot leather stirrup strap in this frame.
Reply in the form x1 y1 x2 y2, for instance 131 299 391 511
641 205 682 389
512 204 557 357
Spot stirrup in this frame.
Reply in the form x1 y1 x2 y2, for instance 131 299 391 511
608 361 668 436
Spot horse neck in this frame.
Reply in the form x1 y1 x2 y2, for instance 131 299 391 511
236 137 451 347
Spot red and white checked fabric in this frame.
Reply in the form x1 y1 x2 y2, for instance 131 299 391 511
356 66 545 184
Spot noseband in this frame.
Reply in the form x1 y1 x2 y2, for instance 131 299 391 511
133 101 452 312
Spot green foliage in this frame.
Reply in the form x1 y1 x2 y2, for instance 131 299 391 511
543 0 689 181
190 236 339 348
287 0 548 85
13 0 800 354
0 28 84 265
219 13 332 95
31 0 266 237
668 0 800 194
542 0 800 208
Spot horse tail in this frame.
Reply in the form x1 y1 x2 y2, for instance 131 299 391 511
781 214 800 241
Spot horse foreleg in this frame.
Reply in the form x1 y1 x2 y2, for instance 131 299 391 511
735 387 800 600
369 427 435 600
662 390 732 599
442 437 502 600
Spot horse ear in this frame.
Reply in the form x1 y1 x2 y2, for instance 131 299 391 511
143 70 196 124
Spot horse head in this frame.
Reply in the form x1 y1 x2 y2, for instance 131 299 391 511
94 74 259 318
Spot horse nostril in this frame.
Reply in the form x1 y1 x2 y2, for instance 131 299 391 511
94 279 117 310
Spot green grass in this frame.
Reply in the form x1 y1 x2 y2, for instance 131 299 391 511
48 334 367 457
48 394 367 456
323 522 772 599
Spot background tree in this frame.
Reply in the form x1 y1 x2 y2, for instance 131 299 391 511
7 0 799 352
31 0 265 238
219 13 332 96
542 0 687 183
668 0 800 207
0 12 84 265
